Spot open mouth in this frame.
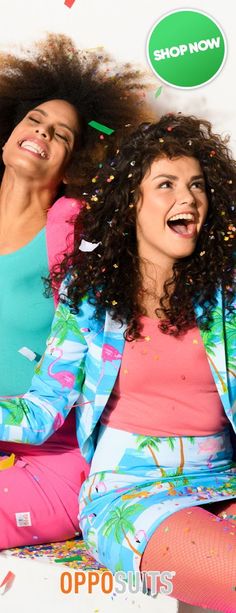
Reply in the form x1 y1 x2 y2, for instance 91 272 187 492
167 213 197 237
18 140 48 159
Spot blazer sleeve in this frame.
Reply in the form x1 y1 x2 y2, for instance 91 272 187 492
0 297 88 445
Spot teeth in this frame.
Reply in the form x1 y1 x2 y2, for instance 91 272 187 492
20 140 47 158
168 213 195 222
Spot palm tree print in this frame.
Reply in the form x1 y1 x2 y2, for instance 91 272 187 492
102 502 142 557
87 471 106 502
136 436 167 477
200 327 227 393
1 398 30 426
166 436 195 477
35 304 87 374
224 318 236 376
51 303 87 346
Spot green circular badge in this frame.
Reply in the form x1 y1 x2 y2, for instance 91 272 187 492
147 9 226 88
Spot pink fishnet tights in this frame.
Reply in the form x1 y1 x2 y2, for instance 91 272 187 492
141 501 236 612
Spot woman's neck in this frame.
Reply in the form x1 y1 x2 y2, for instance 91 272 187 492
139 258 175 319
0 172 56 254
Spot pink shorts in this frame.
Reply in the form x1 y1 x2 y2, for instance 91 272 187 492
0 447 89 549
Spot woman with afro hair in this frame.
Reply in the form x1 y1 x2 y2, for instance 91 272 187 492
0 111 235 611
0 33 153 549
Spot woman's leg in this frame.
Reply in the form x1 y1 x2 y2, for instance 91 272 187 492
141 505 236 613
204 500 236 524
0 450 89 549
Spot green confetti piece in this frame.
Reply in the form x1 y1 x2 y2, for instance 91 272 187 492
54 554 83 563
155 86 163 98
88 120 114 135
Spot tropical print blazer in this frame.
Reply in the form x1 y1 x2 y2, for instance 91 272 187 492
0 287 235 463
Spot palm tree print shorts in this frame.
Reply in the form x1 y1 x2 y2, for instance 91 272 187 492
79 424 236 573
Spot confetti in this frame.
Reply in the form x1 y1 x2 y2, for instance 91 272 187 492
18 347 37 361
155 86 163 98
64 0 76 7
111 300 118 306
79 240 100 252
88 120 114 135
55 555 83 563
0 571 15 595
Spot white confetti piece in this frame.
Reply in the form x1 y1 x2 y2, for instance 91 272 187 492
79 239 100 252
18 347 37 361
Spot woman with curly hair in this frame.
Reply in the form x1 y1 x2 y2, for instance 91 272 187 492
0 32 153 549
0 112 235 611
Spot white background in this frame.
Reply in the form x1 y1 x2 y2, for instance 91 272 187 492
0 0 235 151
0 2 233 611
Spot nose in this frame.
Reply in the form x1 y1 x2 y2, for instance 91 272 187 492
35 124 51 139
176 185 195 206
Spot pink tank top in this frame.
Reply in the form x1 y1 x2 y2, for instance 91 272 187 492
101 318 227 436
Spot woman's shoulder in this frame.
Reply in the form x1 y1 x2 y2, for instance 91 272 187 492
47 196 82 223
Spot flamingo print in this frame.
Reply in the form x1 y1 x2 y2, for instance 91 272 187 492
47 348 76 389
53 413 65 431
207 455 214 469
134 529 148 544
198 438 223 453
95 481 107 493
97 344 122 387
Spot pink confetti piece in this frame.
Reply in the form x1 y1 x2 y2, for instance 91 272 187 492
0 571 15 595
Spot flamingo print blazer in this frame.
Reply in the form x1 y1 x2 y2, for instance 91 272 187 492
0 287 235 463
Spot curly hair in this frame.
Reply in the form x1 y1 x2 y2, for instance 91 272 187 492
0 33 153 196
50 113 236 338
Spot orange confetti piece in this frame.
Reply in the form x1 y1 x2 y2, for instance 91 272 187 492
64 0 76 7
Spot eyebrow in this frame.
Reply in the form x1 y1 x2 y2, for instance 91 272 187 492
30 108 77 136
151 173 205 181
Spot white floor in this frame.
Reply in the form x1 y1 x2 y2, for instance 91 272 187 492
0 553 178 613
0 553 219 613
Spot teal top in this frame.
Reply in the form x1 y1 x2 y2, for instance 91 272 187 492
0 229 55 395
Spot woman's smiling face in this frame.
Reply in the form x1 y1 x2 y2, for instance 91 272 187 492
136 155 209 267
2 99 80 188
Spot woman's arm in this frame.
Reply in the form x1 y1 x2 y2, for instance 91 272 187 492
0 299 89 444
